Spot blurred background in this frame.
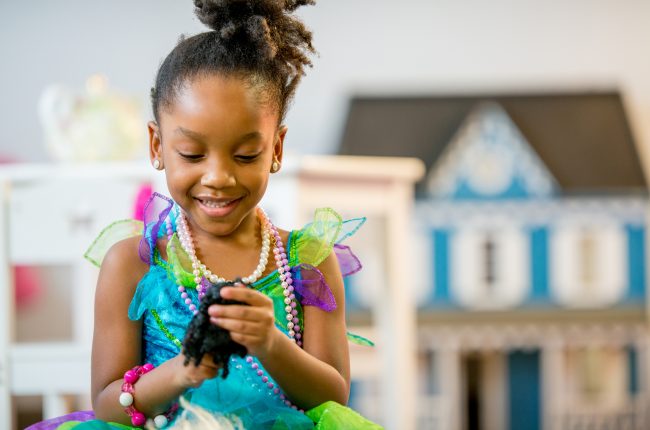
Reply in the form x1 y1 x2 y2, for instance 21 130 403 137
1 0 650 429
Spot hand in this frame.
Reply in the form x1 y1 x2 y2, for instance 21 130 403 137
207 283 281 358
172 353 220 389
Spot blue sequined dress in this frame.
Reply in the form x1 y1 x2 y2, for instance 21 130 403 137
28 193 380 430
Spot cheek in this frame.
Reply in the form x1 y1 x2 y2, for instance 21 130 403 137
242 167 270 195
250 168 269 185
165 165 196 193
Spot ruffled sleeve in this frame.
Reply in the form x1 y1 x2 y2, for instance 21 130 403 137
84 192 174 268
291 209 374 347
292 208 365 269
84 219 143 267
290 208 365 312
128 264 171 321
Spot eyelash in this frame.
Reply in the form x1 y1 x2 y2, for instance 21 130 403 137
177 153 260 162
237 154 260 162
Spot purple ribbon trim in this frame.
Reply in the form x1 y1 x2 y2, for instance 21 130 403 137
291 263 337 312
290 243 363 313
139 192 174 264
334 243 362 277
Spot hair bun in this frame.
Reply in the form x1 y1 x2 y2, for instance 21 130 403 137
193 0 273 33
193 0 231 32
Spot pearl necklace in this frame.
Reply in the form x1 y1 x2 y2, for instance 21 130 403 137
176 209 271 286
168 207 302 346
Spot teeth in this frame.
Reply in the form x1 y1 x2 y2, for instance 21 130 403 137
201 199 233 208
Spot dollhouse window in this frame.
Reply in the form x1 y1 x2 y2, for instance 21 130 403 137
550 220 626 307
452 223 528 309
482 236 497 288
578 230 597 291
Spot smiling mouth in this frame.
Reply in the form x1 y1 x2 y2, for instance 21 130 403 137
195 196 242 208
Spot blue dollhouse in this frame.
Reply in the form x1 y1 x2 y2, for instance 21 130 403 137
339 93 650 429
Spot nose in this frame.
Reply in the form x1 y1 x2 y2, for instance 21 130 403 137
200 158 236 189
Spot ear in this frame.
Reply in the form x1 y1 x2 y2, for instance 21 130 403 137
273 125 287 164
148 121 163 166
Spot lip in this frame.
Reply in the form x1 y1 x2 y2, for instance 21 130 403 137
195 196 242 218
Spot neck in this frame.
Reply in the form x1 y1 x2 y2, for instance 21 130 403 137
187 207 260 248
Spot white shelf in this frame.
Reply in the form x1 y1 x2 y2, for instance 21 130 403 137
10 343 91 395
0 162 153 429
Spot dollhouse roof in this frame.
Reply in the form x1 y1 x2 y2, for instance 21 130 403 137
338 92 647 195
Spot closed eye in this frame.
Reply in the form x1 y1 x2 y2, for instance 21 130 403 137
236 154 260 162
178 152 203 160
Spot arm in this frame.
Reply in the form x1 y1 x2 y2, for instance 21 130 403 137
91 237 219 424
210 250 350 409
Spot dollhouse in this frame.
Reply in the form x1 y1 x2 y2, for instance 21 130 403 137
340 92 650 429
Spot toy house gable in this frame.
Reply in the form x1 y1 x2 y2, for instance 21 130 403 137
426 102 558 200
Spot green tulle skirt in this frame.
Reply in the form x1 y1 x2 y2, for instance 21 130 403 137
52 401 382 429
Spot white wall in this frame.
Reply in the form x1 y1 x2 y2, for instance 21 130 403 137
3 0 650 172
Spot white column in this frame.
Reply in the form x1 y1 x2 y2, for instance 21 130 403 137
438 342 462 430
542 338 565 430
0 179 14 430
376 181 418 430
481 351 507 430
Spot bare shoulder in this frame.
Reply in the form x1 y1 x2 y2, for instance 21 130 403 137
102 236 148 275
306 248 347 307
318 247 341 270
97 235 149 299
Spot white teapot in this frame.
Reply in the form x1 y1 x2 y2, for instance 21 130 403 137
38 75 145 162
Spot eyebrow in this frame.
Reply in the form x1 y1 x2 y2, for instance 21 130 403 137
173 127 208 142
236 131 263 144
173 127 262 145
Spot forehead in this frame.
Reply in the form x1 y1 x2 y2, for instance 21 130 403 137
160 74 279 138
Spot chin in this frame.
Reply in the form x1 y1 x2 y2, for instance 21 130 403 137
193 206 258 237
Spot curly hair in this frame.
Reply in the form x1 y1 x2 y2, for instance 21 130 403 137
151 0 316 124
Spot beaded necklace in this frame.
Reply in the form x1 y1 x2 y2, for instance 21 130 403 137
159 205 305 411
167 206 303 346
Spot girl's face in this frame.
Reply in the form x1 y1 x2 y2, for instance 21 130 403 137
149 74 286 239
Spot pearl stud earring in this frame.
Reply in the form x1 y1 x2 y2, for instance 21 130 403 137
271 161 280 173
153 159 162 170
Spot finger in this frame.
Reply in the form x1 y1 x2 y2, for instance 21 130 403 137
208 304 270 321
211 317 264 335
220 286 273 306
229 332 258 346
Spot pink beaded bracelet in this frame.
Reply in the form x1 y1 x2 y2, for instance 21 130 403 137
118 363 178 428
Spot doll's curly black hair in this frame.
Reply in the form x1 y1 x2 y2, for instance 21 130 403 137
151 0 316 124
182 279 248 378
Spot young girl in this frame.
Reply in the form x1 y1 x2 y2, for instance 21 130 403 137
29 1 379 429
